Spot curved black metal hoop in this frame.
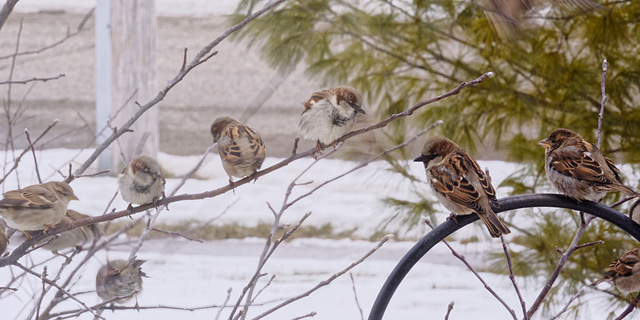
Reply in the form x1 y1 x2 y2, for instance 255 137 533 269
368 193 640 320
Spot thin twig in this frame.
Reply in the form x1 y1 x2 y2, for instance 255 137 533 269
424 218 517 320
444 301 454 320
597 59 608 148
249 235 393 320
349 273 364 320
24 129 42 184
291 312 317 320
0 0 18 32
550 288 585 320
216 288 233 320
0 119 57 185
500 236 528 320
614 301 636 320
526 215 596 318
0 73 65 85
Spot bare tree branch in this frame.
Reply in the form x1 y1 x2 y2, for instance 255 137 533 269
0 73 65 85
0 0 19 32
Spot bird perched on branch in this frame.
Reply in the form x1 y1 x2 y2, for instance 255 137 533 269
414 136 511 238
593 247 640 305
35 210 101 255
538 128 637 202
96 259 146 307
0 181 78 235
211 116 266 184
118 156 165 208
299 86 366 153
482 0 602 39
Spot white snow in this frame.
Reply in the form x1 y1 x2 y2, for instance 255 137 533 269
0 148 635 320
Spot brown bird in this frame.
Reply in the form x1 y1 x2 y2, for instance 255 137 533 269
118 156 166 207
0 181 78 234
211 117 266 184
96 259 146 306
483 0 602 39
36 210 101 255
538 128 637 202
592 247 640 306
414 136 511 238
299 86 366 153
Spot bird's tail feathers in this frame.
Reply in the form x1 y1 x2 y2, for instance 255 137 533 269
478 211 511 238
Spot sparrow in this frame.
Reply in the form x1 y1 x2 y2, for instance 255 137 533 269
591 247 640 305
538 128 637 202
414 136 511 238
0 181 78 234
118 156 165 207
96 259 146 306
483 0 601 39
36 210 101 254
210 116 266 183
0 218 8 255
299 86 366 153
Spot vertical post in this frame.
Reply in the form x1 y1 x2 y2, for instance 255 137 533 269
110 0 158 169
95 0 113 172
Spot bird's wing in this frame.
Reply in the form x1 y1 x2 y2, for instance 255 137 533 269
0 185 57 209
549 145 615 184
429 153 484 213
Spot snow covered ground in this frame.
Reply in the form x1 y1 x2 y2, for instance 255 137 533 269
0 148 636 319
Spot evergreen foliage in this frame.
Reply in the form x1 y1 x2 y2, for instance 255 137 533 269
232 0 640 316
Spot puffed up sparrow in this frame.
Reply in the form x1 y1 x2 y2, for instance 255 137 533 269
593 247 640 304
118 156 165 207
36 210 101 254
96 259 146 305
299 86 366 153
538 128 637 202
414 136 511 238
210 116 266 183
0 181 78 233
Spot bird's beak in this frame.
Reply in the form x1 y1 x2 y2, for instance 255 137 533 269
414 154 428 162
356 106 366 115
69 194 79 201
537 138 550 148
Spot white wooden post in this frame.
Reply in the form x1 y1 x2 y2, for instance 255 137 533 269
95 0 113 172
110 0 158 169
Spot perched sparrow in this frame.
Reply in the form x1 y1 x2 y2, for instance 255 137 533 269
210 117 266 183
538 128 637 202
0 181 78 233
483 0 601 39
414 136 511 238
598 247 640 298
118 156 165 207
36 210 101 254
299 86 366 153
96 259 146 305
0 218 8 254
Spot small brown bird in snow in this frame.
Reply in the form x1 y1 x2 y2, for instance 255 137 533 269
0 181 78 235
299 86 366 153
414 136 511 238
96 259 146 306
538 128 637 202
592 247 640 305
36 210 101 255
118 156 165 208
210 116 266 184
0 218 8 254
